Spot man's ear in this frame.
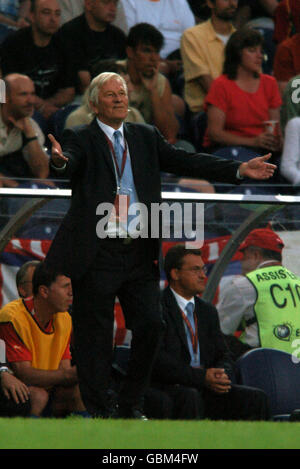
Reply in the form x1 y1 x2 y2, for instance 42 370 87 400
38 285 49 299
170 267 179 282
89 100 98 115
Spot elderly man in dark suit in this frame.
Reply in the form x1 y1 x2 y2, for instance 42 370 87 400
47 71 275 419
150 244 270 420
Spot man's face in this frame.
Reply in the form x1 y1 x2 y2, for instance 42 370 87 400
127 43 160 78
208 0 238 21
31 0 61 36
7 77 36 119
87 0 118 24
45 275 73 313
241 247 260 275
172 254 207 299
92 77 129 126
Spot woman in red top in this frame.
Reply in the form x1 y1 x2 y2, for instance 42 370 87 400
203 28 282 156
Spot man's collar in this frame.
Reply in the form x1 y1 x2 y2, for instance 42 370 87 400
170 287 195 315
96 118 124 141
206 18 235 42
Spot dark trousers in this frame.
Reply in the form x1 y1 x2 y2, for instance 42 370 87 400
0 387 30 417
203 384 270 421
71 238 164 416
145 385 203 420
147 384 270 421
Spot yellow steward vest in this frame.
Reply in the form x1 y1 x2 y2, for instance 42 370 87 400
0 299 72 370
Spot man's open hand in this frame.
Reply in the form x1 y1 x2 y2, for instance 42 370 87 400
239 153 276 180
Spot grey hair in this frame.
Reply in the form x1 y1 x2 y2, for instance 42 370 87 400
88 72 128 113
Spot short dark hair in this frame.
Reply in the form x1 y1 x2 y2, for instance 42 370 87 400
16 260 41 289
32 262 67 296
164 244 202 283
223 27 264 79
126 22 164 51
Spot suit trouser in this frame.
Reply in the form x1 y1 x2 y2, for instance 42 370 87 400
148 384 270 421
203 384 270 421
71 237 164 416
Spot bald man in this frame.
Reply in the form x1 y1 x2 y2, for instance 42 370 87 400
0 73 49 185
1 0 75 121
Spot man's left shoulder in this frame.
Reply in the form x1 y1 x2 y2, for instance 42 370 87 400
195 296 217 314
125 121 156 135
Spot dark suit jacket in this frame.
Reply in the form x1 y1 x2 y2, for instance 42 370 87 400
151 287 234 391
46 119 241 280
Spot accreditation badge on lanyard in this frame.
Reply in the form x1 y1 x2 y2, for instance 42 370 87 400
105 135 130 224
181 308 199 367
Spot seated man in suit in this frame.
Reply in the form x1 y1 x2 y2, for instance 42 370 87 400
151 244 270 420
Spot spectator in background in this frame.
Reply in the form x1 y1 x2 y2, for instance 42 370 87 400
0 0 30 43
0 262 88 418
280 74 300 132
119 23 181 145
115 0 195 85
0 0 76 128
273 0 300 44
16 260 40 298
217 227 300 359
0 74 49 186
180 0 238 114
57 0 126 94
273 0 300 96
203 28 282 159
280 115 300 190
57 0 84 24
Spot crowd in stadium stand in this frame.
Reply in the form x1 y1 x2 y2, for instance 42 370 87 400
0 0 299 193
0 0 300 421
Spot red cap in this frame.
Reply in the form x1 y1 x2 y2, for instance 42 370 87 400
239 227 284 253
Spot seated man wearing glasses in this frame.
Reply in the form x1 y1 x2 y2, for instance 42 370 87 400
150 244 270 421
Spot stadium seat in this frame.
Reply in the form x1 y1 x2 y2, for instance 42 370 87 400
236 348 300 421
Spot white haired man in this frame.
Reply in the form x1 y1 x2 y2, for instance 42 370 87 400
46 71 276 419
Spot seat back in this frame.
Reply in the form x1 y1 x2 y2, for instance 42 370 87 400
236 348 300 417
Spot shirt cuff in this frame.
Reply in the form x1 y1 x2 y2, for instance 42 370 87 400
50 160 67 172
236 168 244 180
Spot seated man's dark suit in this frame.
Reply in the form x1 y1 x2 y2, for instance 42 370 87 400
45 118 247 417
151 287 270 420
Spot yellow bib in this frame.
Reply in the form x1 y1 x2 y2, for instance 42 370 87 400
0 299 72 370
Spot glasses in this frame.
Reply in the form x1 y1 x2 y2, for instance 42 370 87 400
178 266 208 275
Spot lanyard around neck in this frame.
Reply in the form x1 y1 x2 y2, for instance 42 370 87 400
104 134 128 181
180 308 198 355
